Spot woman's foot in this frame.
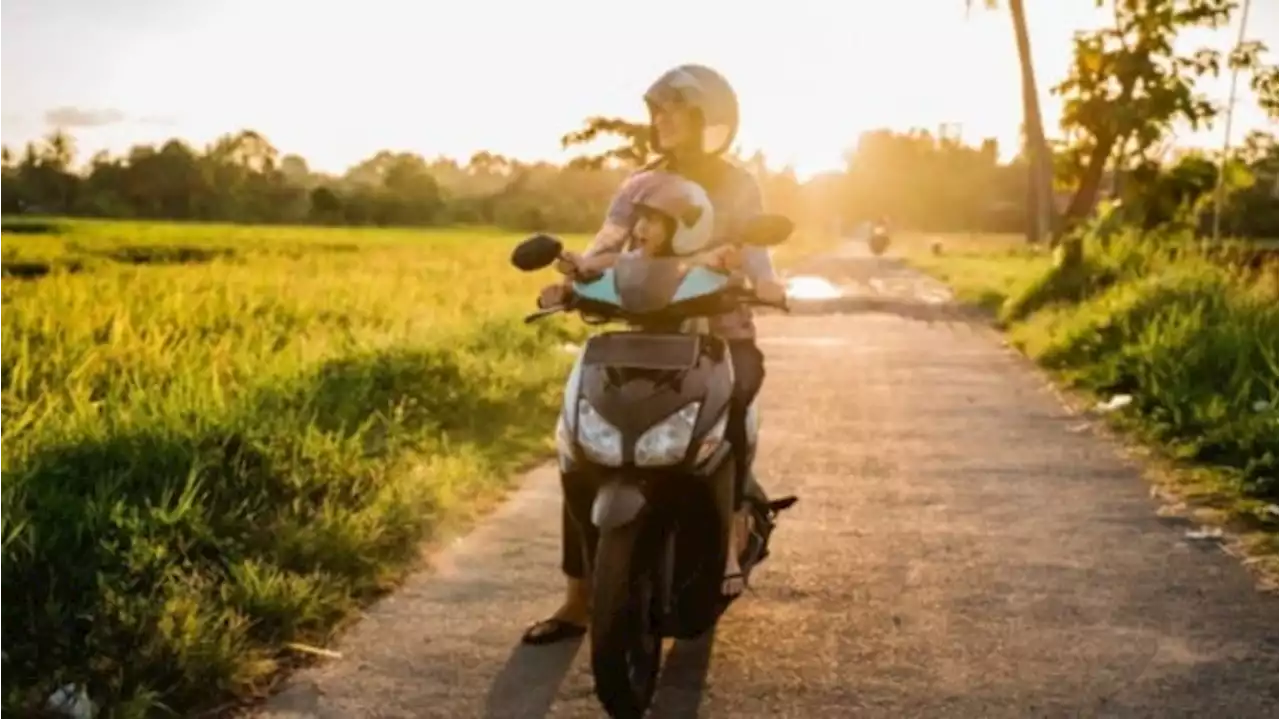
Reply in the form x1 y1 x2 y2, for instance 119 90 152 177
522 577 591 645
521 613 587 645
722 509 751 597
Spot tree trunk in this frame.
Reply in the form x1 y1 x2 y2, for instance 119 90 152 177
1063 132 1115 222
1008 0 1056 246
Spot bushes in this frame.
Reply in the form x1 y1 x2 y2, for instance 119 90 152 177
1002 227 1278 501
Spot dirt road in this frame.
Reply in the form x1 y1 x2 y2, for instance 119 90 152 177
258 249 1277 718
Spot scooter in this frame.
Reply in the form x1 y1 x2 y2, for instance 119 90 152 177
868 222 891 256
510 217 798 719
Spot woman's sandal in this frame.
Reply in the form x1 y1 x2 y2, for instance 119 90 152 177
521 617 587 646
721 572 747 598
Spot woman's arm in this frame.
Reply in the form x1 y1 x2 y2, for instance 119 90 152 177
727 171 785 302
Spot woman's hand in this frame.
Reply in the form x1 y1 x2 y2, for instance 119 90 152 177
690 245 742 272
754 278 788 306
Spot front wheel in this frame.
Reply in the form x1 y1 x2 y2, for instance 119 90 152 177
590 522 666 719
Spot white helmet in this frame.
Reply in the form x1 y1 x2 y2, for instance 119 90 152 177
644 64 740 157
618 170 716 256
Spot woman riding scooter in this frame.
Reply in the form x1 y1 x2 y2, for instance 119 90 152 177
522 64 786 646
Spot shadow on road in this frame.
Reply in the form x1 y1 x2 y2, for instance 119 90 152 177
482 636 583 719
481 627 719 719
649 626 719 719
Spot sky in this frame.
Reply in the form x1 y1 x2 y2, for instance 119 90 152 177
2 0 1277 179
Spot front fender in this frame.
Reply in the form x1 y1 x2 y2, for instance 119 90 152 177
591 480 647 531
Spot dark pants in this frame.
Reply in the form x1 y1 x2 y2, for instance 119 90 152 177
561 338 766 579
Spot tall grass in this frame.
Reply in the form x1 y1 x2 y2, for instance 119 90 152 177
1 220 584 715
1006 229 1278 502
911 225 1277 513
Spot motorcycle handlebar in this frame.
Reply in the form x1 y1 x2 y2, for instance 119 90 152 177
524 285 788 324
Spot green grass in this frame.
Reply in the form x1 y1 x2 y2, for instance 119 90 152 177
1 218 589 716
892 232 1046 311
906 227 1279 568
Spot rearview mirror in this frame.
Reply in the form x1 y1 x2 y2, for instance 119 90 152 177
741 214 794 247
511 233 564 271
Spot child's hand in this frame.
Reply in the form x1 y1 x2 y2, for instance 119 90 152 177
557 251 614 280
554 251 584 277
537 282 571 308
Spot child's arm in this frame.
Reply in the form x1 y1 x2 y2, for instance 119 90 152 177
577 250 622 275
555 195 630 277
546 250 622 299
580 177 638 259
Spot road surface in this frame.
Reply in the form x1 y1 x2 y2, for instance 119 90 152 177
258 247 1277 719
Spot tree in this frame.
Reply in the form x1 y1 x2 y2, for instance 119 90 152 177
42 130 76 171
7 110 1269 239
560 116 651 170
1050 0 1263 224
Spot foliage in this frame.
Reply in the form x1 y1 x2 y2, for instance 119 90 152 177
6 104 1277 242
1007 226 1278 501
0 221 588 716
1051 0 1277 221
2 123 1038 239
840 130 1031 233
1 130 633 234
560 116 652 170
911 222 1278 550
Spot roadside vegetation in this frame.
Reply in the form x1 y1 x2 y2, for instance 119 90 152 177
1 219 587 715
906 0 1280 579
908 220 1278 580
5 0 1277 712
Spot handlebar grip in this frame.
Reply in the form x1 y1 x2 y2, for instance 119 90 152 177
524 305 566 324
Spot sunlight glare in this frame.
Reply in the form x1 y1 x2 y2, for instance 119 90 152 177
786 276 843 301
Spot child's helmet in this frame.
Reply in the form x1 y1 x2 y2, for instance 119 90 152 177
620 170 716 256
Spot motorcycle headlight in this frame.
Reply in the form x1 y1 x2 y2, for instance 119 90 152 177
576 398 623 466
635 402 702 467
555 414 575 460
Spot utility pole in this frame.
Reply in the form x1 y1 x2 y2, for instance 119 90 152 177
1009 0 1055 246
1211 0 1252 243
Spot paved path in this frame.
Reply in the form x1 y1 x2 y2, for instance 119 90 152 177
258 250 1277 719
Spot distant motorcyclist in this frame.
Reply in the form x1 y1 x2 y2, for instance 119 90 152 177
522 64 784 646
869 215 892 255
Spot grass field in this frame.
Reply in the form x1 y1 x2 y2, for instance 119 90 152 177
1 218 591 716
900 232 1053 312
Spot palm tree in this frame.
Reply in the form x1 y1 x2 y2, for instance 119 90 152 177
969 0 1056 246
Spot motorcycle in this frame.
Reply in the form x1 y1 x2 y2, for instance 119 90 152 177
868 222 891 256
510 216 799 719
